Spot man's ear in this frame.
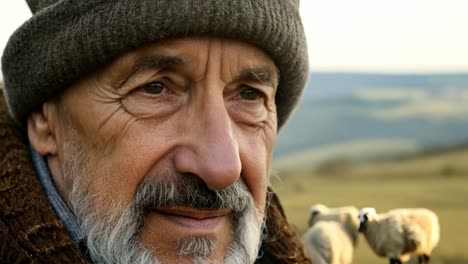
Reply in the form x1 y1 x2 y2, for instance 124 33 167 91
27 102 58 156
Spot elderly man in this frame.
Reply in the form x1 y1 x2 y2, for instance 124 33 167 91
0 0 310 263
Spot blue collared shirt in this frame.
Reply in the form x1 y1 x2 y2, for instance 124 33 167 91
30 146 82 243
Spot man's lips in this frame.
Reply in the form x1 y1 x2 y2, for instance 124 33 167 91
154 207 229 231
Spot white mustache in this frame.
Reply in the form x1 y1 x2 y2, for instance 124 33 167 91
134 174 252 216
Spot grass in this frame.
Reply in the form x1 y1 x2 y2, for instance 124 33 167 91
271 147 468 264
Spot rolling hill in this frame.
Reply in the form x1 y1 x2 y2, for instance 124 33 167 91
274 72 468 161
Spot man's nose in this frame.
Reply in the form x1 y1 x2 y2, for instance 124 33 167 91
174 99 242 190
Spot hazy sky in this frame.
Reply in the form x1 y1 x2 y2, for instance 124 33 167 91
1 0 468 74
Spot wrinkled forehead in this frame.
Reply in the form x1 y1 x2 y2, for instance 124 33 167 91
98 37 279 87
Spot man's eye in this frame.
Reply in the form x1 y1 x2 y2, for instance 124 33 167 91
240 88 263 101
140 81 165 95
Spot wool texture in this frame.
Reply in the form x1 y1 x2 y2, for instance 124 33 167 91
1 0 308 128
0 89 311 263
0 89 88 263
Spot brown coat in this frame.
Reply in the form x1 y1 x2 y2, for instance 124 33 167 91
0 89 310 263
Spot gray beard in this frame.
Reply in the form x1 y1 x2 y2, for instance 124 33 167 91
62 134 265 264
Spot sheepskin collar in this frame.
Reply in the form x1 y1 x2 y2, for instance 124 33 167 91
0 92 89 261
0 89 309 264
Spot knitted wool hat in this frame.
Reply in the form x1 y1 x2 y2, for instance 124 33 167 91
1 0 309 128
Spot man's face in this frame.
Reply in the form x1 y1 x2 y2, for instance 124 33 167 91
39 37 278 263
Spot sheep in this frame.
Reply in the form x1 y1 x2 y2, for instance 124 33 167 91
358 207 440 264
302 221 353 264
308 204 360 246
301 204 360 264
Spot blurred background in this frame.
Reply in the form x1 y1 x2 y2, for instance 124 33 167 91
1 1 468 263
272 1 468 264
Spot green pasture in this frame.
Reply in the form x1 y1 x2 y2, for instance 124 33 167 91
271 148 468 264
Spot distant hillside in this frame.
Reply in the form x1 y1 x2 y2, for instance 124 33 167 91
273 138 421 172
303 72 468 98
274 72 468 160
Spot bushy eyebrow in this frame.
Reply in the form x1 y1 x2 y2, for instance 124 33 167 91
235 66 279 89
115 55 184 89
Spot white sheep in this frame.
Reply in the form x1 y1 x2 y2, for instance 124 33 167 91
308 204 360 246
358 207 440 264
302 204 360 264
302 221 353 264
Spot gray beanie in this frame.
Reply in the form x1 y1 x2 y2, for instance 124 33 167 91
1 0 309 128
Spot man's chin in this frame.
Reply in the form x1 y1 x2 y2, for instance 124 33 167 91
136 209 264 264
139 210 234 261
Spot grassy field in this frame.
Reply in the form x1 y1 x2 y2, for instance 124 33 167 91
271 147 468 264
